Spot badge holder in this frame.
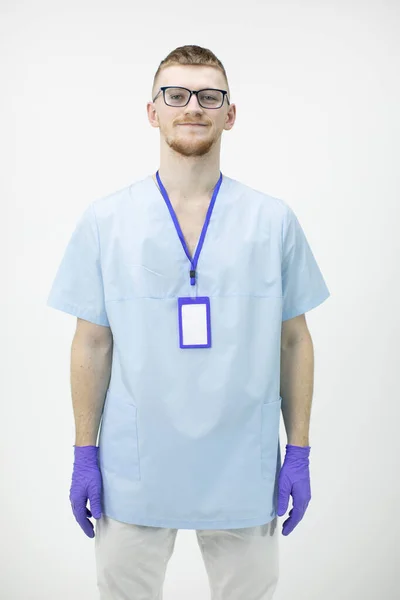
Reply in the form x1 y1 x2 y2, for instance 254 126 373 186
178 295 211 349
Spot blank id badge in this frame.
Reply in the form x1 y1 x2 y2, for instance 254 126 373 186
178 297 211 349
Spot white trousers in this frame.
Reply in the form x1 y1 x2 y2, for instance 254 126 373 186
94 514 279 600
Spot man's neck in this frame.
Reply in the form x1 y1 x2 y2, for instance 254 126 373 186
153 159 221 202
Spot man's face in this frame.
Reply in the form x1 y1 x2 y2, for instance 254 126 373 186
147 65 236 157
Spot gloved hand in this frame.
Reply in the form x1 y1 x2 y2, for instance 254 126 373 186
277 444 311 536
69 445 103 538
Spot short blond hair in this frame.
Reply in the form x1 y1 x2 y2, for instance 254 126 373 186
152 44 230 99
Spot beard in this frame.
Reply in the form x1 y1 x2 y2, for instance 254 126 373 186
163 125 219 157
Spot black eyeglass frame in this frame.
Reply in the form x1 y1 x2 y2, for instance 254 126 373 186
152 86 230 109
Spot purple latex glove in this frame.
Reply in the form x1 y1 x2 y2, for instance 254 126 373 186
277 444 311 536
69 445 103 538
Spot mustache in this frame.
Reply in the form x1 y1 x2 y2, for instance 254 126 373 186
177 120 208 125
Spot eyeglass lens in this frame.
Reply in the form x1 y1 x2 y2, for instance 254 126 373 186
164 88 223 108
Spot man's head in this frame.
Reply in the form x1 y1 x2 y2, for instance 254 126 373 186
147 45 236 158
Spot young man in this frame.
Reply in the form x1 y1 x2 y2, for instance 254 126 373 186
47 44 330 600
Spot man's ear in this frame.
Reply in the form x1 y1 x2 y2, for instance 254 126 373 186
224 103 236 131
146 102 160 128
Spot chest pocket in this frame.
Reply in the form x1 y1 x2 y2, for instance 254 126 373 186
109 261 182 300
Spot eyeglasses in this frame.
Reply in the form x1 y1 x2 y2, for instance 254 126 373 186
152 86 230 109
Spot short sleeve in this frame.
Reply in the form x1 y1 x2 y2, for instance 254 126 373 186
46 203 110 327
281 206 330 321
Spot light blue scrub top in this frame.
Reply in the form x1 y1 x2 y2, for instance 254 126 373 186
47 173 330 530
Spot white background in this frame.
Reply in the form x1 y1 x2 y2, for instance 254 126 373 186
2 0 399 598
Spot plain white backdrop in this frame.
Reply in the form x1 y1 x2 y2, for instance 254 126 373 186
2 0 399 598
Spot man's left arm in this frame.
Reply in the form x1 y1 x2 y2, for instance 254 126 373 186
278 313 314 535
280 314 314 447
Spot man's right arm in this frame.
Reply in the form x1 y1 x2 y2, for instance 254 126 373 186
70 318 113 447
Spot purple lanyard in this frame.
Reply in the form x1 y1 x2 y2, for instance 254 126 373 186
155 170 223 286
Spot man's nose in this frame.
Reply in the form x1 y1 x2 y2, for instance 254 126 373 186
185 93 204 110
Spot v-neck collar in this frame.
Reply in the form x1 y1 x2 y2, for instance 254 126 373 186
144 172 228 282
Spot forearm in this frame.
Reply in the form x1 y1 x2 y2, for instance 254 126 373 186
70 336 113 447
279 335 314 447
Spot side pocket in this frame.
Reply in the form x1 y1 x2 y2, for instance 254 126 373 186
98 395 141 481
261 397 282 479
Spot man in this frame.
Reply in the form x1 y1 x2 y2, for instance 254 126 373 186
47 44 330 600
